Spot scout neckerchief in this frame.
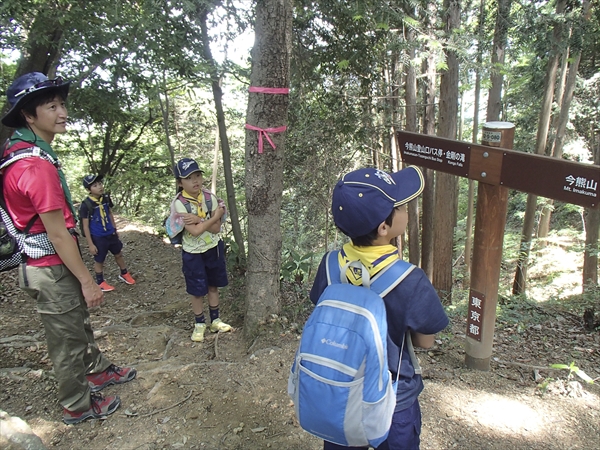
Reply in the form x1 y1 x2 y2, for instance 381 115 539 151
181 190 207 219
8 127 77 218
338 242 401 286
88 195 108 231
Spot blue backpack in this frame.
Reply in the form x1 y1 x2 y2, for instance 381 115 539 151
288 250 415 447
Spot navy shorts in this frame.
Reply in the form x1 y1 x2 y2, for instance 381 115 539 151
92 233 123 263
323 399 421 450
182 240 228 297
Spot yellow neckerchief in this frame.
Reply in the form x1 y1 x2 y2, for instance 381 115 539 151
181 189 207 219
88 195 109 231
338 242 401 286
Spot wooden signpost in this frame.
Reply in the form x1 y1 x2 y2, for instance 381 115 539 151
397 122 599 370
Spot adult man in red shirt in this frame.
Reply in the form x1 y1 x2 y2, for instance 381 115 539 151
1 72 136 424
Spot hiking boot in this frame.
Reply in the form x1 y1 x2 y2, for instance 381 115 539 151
209 318 232 333
98 281 115 292
118 273 136 285
63 393 121 425
87 364 137 393
191 323 206 342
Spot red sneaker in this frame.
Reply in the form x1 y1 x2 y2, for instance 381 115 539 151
63 393 120 424
87 364 137 392
118 272 136 285
98 281 115 292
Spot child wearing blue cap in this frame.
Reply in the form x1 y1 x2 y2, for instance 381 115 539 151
1 72 135 424
173 157 231 342
310 166 449 450
79 174 136 291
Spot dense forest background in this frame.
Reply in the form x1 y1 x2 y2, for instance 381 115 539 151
1 0 598 336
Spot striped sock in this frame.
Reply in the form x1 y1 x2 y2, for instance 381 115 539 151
209 306 219 322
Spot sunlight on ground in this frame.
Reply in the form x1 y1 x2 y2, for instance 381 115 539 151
118 222 157 234
438 387 549 438
467 395 543 433
521 233 584 301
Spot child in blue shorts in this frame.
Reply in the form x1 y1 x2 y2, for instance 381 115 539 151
173 158 231 342
310 167 449 450
80 174 136 291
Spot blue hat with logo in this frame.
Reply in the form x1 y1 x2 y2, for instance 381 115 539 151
82 174 104 189
2 72 71 128
332 166 424 239
174 158 204 178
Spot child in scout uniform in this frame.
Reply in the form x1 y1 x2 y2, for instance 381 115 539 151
173 157 232 342
79 174 136 291
1 72 136 424
310 167 449 450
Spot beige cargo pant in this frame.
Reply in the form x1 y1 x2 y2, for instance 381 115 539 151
19 264 112 412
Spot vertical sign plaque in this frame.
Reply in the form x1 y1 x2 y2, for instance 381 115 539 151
466 290 486 342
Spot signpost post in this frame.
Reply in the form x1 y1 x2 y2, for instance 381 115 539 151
397 123 599 370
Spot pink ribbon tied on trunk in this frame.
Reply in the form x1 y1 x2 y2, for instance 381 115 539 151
244 124 287 153
245 86 290 153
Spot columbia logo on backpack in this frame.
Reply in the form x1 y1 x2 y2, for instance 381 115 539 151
288 251 415 448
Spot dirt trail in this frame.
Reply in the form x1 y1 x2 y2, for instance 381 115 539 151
1 221 599 449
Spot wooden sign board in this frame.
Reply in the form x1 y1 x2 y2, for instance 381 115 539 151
501 151 599 208
396 131 470 177
396 131 600 208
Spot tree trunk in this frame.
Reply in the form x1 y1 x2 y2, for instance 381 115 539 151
487 0 512 122
513 0 568 295
539 0 592 241
465 0 487 282
405 22 420 266
243 0 292 340
199 8 247 264
583 119 599 292
432 0 460 304
421 3 438 279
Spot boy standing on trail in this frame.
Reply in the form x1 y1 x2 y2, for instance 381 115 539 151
79 173 136 291
173 157 232 342
310 167 449 450
1 72 136 424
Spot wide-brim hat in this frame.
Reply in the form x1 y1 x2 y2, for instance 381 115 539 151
2 72 71 128
83 174 104 189
174 158 204 178
332 166 425 239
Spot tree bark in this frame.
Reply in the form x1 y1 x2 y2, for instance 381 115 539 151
513 0 568 295
487 0 512 122
538 0 592 240
421 3 438 279
432 0 460 304
243 0 292 340
405 20 420 266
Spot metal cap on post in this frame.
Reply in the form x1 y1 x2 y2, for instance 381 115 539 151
464 122 514 371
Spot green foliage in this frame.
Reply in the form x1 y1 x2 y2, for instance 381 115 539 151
549 361 594 384
280 250 316 284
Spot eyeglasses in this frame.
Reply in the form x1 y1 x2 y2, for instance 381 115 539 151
14 77 64 99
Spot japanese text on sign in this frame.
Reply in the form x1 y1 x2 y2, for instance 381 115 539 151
564 174 598 199
466 290 485 342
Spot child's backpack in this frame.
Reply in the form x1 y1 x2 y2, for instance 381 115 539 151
78 195 110 238
0 142 58 274
164 189 214 245
288 250 415 448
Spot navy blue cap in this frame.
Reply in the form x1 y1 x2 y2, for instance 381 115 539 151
83 174 104 189
2 72 71 127
331 166 424 239
174 158 204 178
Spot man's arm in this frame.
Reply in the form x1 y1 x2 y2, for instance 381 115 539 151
39 210 103 307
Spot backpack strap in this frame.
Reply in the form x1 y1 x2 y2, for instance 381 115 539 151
176 193 193 213
1 142 58 170
202 189 213 217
